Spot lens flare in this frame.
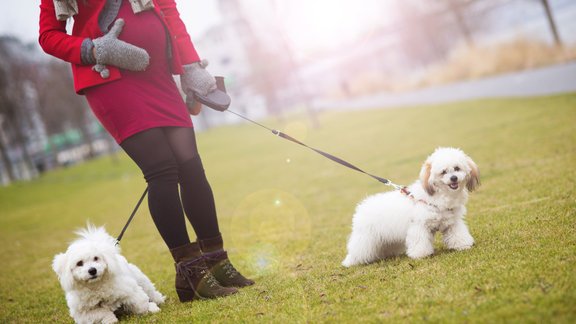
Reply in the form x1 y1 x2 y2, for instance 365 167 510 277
228 189 312 257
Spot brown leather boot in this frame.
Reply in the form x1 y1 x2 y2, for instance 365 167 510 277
170 242 238 302
199 235 255 288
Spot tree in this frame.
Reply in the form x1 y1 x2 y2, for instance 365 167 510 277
0 36 98 184
445 0 475 48
35 59 96 159
539 0 562 46
0 37 39 180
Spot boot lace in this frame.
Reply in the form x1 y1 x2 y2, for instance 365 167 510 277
221 260 239 278
176 260 220 288
204 251 240 279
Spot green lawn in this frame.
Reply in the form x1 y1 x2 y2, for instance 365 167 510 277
1 94 575 323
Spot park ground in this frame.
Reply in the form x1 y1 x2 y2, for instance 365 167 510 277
0 93 575 323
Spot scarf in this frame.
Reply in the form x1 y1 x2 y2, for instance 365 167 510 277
53 0 155 21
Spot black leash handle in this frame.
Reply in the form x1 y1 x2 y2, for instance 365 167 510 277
116 187 148 244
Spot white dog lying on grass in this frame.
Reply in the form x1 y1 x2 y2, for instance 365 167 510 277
52 225 165 323
342 147 480 267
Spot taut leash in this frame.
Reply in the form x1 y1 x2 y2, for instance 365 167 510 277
226 110 404 190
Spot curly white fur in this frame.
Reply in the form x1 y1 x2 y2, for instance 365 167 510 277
52 225 165 323
342 147 480 267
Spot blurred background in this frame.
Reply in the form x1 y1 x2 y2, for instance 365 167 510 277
0 0 575 186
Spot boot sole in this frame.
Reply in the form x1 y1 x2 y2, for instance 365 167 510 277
176 288 238 302
222 281 255 288
176 288 206 302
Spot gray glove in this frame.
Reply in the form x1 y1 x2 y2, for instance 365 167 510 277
91 19 150 78
180 60 217 97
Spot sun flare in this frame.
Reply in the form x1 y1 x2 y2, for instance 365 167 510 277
279 0 392 55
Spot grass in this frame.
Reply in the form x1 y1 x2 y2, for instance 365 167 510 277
1 93 575 323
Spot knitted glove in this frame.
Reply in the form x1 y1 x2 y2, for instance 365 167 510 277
91 19 150 78
180 60 217 97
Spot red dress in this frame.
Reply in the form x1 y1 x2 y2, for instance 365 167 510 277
84 1 192 144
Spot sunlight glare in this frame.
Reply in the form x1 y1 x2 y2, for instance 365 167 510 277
281 0 390 55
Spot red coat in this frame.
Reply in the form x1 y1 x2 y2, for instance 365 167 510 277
39 0 201 93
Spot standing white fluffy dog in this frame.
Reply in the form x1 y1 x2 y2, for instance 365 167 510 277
342 147 480 267
52 225 165 324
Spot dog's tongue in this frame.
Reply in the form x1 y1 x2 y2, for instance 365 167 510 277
449 183 459 190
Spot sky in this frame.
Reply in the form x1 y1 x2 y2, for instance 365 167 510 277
0 0 222 44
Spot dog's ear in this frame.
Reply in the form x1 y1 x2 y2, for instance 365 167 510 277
419 162 435 195
101 247 121 277
53 253 74 290
52 253 67 276
466 157 480 192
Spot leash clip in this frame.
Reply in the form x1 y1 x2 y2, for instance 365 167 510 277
388 182 405 191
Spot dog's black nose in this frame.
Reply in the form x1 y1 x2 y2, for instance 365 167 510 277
88 267 97 276
450 175 458 182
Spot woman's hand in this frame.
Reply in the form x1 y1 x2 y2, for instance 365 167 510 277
181 60 217 115
92 19 150 78
186 96 203 116
180 60 217 97
180 60 231 112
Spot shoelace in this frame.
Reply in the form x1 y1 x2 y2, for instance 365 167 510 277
203 272 219 288
221 260 239 278
176 260 219 288
203 251 240 279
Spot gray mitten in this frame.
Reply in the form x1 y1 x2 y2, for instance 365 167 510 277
180 60 217 97
92 19 150 78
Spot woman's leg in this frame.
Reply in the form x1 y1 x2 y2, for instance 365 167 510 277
162 127 220 240
121 128 238 301
163 127 254 287
120 128 190 248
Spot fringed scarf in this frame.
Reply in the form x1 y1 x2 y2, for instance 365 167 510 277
53 0 154 21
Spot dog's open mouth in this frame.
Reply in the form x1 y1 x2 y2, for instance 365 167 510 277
449 183 459 190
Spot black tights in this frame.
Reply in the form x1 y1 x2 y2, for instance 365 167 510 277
120 127 220 249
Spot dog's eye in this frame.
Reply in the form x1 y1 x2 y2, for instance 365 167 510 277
441 170 447 175
76 261 83 267
94 257 99 261
454 166 460 171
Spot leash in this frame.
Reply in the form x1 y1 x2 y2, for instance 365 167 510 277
212 77 403 189
226 110 404 190
115 187 148 245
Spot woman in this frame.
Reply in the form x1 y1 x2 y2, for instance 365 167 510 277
39 0 253 302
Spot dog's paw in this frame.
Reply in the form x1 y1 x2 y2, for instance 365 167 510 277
445 234 474 251
406 246 434 259
148 302 160 313
341 255 355 268
450 241 474 251
151 291 166 305
102 312 118 324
